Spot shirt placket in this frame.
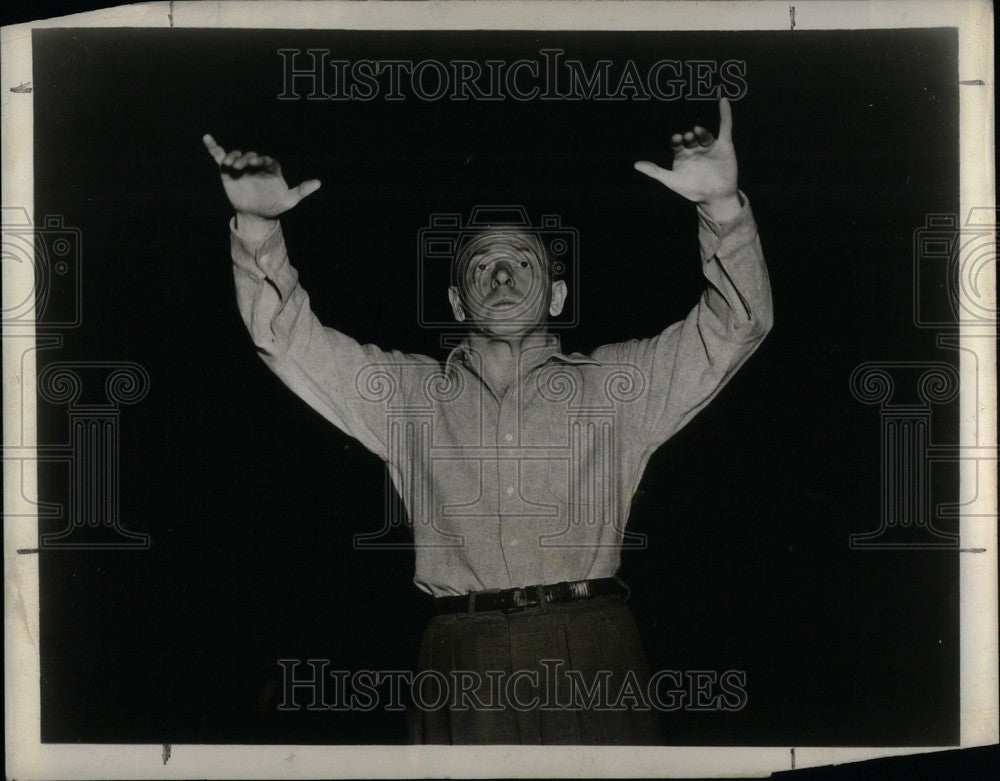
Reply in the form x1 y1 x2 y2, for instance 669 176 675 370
494 379 522 585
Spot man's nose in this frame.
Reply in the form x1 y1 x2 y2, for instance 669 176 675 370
491 262 514 289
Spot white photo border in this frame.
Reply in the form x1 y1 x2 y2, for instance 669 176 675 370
3 1 995 778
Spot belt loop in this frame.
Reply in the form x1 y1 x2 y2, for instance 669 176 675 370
536 585 548 614
616 578 632 602
467 590 476 618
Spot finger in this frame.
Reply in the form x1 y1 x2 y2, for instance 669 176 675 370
670 133 684 153
221 149 242 167
719 97 733 142
258 155 280 174
202 134 227 165
286 179 322 205
233 151 256 170
693 126 715 147
633 161 678 190
682 131 699 149
246 152 261 167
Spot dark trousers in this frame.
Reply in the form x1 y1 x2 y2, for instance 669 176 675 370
406 595 663 745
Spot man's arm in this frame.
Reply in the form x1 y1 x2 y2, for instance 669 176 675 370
591 99 773 446
205 135 412 458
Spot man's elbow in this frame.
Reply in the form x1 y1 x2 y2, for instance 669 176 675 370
745 279 774 342
753 301 774 340
731 303 772 345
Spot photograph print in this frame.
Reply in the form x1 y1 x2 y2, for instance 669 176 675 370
3 0 996 775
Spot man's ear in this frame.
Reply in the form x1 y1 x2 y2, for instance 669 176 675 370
549 280 568 316
448 286 466 322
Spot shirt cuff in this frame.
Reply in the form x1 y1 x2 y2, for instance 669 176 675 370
229 216 286 277
696 190 757 264
229 217 300 300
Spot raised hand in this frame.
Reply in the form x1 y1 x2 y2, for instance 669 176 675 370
203 134 321 222
634 98 740 221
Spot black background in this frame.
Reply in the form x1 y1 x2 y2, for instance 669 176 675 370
32 27 960 745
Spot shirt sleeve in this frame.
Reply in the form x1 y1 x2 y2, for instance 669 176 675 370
589 190 773 448
230 217 416 459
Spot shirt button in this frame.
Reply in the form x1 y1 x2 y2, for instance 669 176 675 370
504 433 513 443
506 486 515 496
259 253 270 266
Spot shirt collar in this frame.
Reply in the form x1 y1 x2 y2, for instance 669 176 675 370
444 335 598 377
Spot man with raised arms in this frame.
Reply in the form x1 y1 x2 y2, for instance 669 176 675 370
205 97 771 744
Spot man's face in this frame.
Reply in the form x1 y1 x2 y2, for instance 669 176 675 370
448 228 567 336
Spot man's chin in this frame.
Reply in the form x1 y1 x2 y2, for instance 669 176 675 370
472 318 544 338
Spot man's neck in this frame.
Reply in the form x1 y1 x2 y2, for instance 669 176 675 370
466 328 554 397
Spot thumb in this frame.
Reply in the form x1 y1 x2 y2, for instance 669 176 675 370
285 179 322 207
718 97 733 143
634 161 680 191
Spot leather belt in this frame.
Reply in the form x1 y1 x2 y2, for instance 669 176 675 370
435 577 630 615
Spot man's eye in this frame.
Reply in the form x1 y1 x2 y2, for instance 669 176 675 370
477 263 487 271
520 261 529 268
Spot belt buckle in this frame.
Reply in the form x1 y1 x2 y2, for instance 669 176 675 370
501 587 531 613
553 581 573 602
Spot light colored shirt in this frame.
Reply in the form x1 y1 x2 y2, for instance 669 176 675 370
230 193 772 597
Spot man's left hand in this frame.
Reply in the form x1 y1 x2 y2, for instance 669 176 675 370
634 97 741 222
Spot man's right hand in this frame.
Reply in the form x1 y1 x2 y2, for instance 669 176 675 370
203 134 321 242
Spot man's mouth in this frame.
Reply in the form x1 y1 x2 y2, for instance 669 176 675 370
489 298 521 309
